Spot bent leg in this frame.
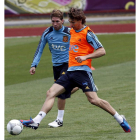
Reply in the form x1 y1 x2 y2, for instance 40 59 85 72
41 83 65 114
85 91 116 116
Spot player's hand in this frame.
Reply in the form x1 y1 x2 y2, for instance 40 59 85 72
30 67 36 75
75 56 87 63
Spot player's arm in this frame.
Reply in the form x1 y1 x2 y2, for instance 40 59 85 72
75 31 105 63
75 47 105 63
30 31 48 75
84 47 105 59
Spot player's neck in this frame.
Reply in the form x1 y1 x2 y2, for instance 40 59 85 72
75 24 85 31
77 24 84 30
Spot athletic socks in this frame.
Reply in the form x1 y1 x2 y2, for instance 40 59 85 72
33 111 122 125
57 110 64 122
33 110 64 124
33 111 46 124
32 111 123 125
113 112 123 124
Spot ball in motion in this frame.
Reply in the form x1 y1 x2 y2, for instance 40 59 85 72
7 119 23 135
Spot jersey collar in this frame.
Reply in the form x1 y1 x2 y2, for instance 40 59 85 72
53 25 64 32
75 25 87 32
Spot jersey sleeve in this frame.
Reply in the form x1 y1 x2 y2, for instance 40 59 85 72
31 28 49 68
68 27 71 34
87 30 103 50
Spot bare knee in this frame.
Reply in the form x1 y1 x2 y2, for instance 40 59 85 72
46 84 65 99
46 89 53 98
88 98 100 105
89 98 109 107
46 87 60 99
88 97 104 106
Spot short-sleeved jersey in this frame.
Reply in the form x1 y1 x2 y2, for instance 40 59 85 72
68 26 103 73
31 26 71 67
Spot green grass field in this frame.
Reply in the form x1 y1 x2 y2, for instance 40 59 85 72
5 33 135 140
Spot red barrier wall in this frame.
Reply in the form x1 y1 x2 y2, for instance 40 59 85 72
5 23 135 37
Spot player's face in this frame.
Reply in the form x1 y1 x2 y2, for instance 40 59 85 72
51 17 64 30
68 18 83 30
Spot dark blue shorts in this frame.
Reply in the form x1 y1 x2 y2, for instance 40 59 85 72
56 70 98 93
53 63 71 99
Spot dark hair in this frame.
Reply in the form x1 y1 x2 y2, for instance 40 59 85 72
50 10 63 20
68 7 86 24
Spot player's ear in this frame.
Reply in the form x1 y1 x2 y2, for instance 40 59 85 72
62 19 64 24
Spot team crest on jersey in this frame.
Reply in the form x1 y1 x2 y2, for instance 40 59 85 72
63 36 68 42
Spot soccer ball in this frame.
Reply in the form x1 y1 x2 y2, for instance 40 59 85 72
7 119 23 135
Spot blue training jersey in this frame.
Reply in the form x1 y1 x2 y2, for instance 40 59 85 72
31 25 71 67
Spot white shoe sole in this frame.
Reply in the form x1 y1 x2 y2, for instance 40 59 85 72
48 124 62 128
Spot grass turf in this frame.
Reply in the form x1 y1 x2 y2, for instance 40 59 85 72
5 33 135 86
5 33 135 140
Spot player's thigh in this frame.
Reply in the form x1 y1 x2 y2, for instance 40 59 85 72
47 83 66 98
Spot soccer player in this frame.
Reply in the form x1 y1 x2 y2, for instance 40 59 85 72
29 9 78 127
20 7 131 132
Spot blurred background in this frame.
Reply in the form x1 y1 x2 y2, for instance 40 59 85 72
5 0 135 17
5 0 135 37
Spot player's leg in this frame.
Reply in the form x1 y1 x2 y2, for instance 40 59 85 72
56 87 79 120
85 91 131 132
20 71 72 129
58 98 65 110
57 98 65 121
73 70 131 132
48 98 65 127
71 87 79 94
49 63 67 127
20 83 65 129
48 63 79 127
85 91 116 115
48 87 79 127
40 83 65 114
